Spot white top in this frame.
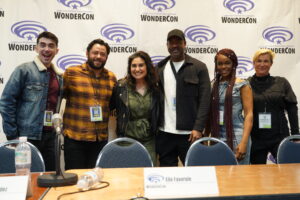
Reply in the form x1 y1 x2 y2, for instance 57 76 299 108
19 136 27 142
160 60 190 135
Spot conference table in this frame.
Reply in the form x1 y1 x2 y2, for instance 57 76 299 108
40 163 300 200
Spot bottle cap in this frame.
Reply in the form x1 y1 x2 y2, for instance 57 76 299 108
19 136 27 142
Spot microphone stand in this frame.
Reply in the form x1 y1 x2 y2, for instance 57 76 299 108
37 128 78 187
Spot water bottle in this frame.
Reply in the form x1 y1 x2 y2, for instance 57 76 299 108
15 136 31 175
77 168 104 190
15 136 32 197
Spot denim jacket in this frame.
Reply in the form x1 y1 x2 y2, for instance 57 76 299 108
0 57 63 140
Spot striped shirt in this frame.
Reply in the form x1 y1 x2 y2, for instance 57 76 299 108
63 63 117 141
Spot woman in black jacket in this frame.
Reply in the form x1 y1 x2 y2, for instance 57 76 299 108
249 49 299 164
112 51 160 165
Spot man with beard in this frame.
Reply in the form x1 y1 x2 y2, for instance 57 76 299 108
156 29 211 166
0 31 62 171
63 39 117 169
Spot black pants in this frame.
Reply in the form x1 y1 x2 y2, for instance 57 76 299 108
156 131 190 167
250 138 281 164
29 131 55 171
64 136 107 170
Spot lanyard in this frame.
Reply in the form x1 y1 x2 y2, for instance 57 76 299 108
170 61 179 81
89 72 101 104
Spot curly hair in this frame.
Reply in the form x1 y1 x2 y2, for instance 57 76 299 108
86 38 110 55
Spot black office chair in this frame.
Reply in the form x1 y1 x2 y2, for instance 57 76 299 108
95 137 153 168
0 140 45 173
277 135 300 164
185 137 238 166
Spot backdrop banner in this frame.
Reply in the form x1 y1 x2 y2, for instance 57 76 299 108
0 0 299 139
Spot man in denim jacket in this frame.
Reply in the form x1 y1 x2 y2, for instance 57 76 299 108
0 31 63 171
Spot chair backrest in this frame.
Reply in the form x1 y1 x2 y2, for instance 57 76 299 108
185 137 238 166
0 140 45 173
277 135 300 164
95 137 153 168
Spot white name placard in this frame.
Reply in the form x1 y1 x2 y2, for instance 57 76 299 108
0 176 28 200
144 167 219 199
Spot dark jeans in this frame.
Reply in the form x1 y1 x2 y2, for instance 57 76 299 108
29 130 55 171
156 131 190 166
250 139 280 164
64 136 107 170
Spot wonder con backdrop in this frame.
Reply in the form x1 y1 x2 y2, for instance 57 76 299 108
0 0 300 140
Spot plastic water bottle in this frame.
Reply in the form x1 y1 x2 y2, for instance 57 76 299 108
77 168 104 190
15 136 32 197
15 136 31 175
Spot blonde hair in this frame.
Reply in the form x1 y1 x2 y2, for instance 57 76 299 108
253 49 275 64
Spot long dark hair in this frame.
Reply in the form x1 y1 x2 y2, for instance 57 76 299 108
210 48 238 149
126 51 159 91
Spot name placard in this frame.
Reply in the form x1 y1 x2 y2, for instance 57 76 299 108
0 176 28 200
144 167 219 199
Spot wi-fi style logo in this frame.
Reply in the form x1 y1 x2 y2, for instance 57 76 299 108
57 0 92 9
100 23 135 43
143 0 176 12
262 26 293 44
11 20 47 41
56 54 86 70
147 174 164 183
184 25 216 44
151 56 165 66
223 0 254 14
236 56 253 75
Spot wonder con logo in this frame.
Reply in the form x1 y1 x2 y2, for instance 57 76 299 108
56 54 86 70
184 25 218 54
141 0 178 22
57 0 92 9
151 56 165 66
101 23 134 43
236 56 253 78
185 25 216 44
145 174 166 189
101 23 137 53
8 20 47 51
263 26 293 45
260 26 295 54
147 174 164 183
55 0 94 20
11 20 47 41
223 0 254 14
143 0 175 12
221 0 256 24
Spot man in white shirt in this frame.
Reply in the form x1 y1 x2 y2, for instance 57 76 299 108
156 29 211 166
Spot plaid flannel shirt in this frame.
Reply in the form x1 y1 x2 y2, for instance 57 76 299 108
63 63 117 141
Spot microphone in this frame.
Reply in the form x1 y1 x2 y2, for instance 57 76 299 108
37 113 78 187
52 113 62 134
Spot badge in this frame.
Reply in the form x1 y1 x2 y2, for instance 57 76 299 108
43 111 53 126
172 97 176 110
219 111 224 125
90 106 102 122
258 113 271 129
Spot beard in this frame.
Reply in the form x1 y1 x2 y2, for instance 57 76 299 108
87 58 106 70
